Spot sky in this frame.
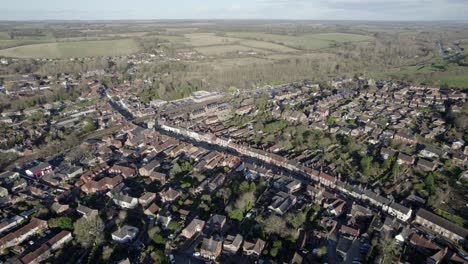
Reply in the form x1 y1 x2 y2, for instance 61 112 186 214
1 0 467 21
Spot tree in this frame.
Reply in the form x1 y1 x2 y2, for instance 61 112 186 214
217 188 232 206
249 182 256 193
48 217 74 230
73 216 104 248
151 250 169 264
286 210 307 229
234 192 255 212
169 163 181 177
360 155 373 177
392 162 400 182
148 227 166 245
81 117 97 134
239 181 250 194
378 236 401 264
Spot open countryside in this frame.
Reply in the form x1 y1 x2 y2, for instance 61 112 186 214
0 38 140 58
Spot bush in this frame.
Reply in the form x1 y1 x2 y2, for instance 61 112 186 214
48 217 74 230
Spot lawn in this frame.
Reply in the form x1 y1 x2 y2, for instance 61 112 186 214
228 32 373 50
195 44 270 56
0 38 140 58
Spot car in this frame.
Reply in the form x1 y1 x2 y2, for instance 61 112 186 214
169 254 175 264
28 241 34 245
193 252 200 257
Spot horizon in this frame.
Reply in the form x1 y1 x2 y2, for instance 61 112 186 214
2 0 468 21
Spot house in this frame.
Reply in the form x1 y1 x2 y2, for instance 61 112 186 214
15 230 72 264
387 202 412 222
110 192 138 209
0 171 20 184
207 214 226 231
336 237 353 259
111 225 139 243
339 225 360 238
414 209 468 244
273 176 301 193
394 130 418 145
26 162 52 177
138 192 156 207
139 160 160 176
148 171 167 184
306 185 325 202
397 152 415 165
56 165 83 179
223 234 243 254
160 188 180 203
420 144 447 159
235 105 255 116
181 218 205 239
268 191 297 215
76 204 98 219
381 148 396 160
0 215 24 235
11 178 27 192
156 214 172 229
200 237 222 260
409 233 440 251
208 173 226 192
362 190 391 210
417 158 437 172
0 186 8 198
144 203 160 217
0 218 47 250
108 165 136 178
51 202 70 214
243 239 265 256
80 175 123 194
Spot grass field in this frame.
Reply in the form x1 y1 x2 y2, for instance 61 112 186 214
184 33 241 47
195 45 270 56
462 44 468 54
438 75 468 89
228 32 373 50
199 57 270 71
0 38 140 58
240 40 298 53
309 33 373 42
145 34 188 43
0 32 10 40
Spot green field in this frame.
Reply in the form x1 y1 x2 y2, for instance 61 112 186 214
184 33 241 47
309 33 373 42
0 32 10 40
0 38 140 58
195 44 270 56
227 32 373 50
438 75 468 89
240 40 298 53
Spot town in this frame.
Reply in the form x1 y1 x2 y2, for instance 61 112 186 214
0 69 467 264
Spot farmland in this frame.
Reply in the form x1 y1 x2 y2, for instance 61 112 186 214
184 33 241 47
194 45 270 56
227 32 373 50
0 38 140 58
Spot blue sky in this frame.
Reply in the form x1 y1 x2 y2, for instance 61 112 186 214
1 0 467 21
